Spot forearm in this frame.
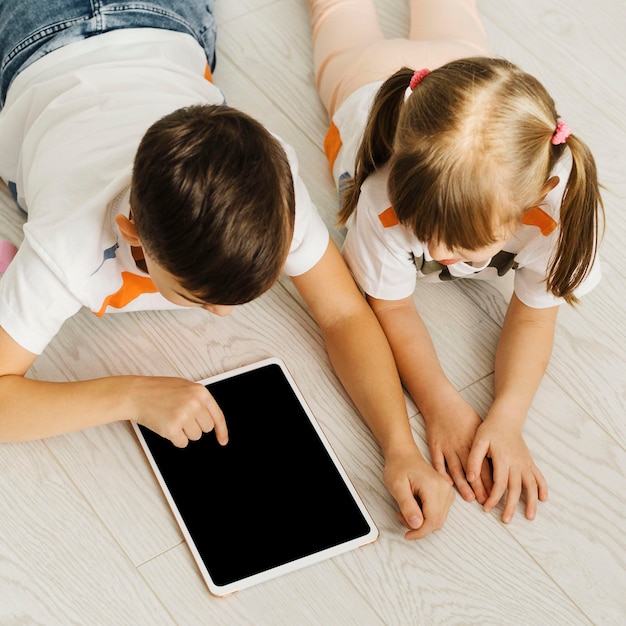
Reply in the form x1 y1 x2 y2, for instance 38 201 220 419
322 310 458 537
320 310 417 458
492 293 559 424
0 375 138 442
291 243 422 459
368 295 457 421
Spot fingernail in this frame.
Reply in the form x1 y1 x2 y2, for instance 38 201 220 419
408 515 422 528
467 472 476 481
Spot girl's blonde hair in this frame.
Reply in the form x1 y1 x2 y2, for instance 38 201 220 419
339 57 604 305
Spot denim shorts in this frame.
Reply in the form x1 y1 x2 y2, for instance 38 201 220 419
0 0 217 106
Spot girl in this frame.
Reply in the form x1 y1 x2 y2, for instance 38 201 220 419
308 0 604 524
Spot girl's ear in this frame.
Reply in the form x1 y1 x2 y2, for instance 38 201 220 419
115 214 142 247
536 176 560 205
542 176 560 196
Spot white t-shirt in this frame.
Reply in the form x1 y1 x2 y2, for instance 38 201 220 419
330 83 601 308
0 29 328 355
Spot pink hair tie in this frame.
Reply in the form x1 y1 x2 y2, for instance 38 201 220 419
551 121 572 145
409 68 430 90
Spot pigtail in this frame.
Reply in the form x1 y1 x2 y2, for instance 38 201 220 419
547 135 604 304
337 67 414 226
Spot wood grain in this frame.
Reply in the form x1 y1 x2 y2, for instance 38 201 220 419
1 0 624 624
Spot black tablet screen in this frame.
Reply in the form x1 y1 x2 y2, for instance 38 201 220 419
137 362 372 587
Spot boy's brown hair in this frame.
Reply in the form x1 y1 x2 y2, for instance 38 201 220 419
130 104 295 305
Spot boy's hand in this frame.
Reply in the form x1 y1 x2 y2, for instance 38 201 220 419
131 376 228 448
466 413 548 523
383 445 455 540
424 391 493 505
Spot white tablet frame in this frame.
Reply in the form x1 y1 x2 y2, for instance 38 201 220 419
132 357 379 596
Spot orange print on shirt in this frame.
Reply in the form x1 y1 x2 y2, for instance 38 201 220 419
204 63 214 83
522 206 558 236
378 206 399 228
324 122 342 174
95 272 158 317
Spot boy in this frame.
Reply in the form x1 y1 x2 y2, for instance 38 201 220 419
0 0 453 539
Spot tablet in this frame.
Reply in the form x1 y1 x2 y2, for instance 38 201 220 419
132 357 378 596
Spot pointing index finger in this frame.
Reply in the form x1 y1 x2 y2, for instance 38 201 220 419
204 388 228 445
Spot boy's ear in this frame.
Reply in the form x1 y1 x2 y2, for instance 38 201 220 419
115 214 142 247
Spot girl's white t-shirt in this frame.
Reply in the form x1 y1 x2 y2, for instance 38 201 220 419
341 157 601 308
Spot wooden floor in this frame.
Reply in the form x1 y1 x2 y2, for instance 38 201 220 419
1 1 625 624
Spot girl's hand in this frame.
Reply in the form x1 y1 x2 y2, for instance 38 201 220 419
466 413 548 523
383 444 456 540
129 376 229 448
424 391 493 505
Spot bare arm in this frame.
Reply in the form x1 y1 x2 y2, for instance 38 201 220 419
467 293 556 522
291 241 454 539
0 326 228 446
494 293 558 416
368 295 492 504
